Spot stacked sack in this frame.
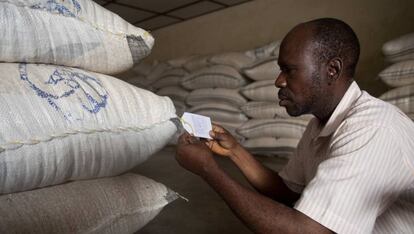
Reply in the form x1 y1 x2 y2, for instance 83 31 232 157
237 41 312 158
0 1 179 233
125 57 193 116
379 32 414 120
128 41 312 158
183 52 254 142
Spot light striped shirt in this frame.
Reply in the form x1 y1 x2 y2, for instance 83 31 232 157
279 81 414 233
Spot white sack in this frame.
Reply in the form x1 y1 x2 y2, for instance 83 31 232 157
186 88 247 107
182 65 248 90
242 137 300 158
378 60 414 87
0 0 154 75
245 40 280 61
240 80 279 101
237 118 308 139
209 52 256 70
242 57 280 81
0 173 178 234
0 63 177 194
382 32 414 63
241 101 313 121
188 103 248 123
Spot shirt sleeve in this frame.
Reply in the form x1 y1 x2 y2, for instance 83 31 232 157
293 126 413 234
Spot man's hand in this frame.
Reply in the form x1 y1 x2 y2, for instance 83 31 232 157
206 124 239 157
175 132 219 178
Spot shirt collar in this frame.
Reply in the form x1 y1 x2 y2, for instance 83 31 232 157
311 81 362 139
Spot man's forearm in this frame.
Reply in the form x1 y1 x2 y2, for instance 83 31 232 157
202 166 331 234
229 144 300 205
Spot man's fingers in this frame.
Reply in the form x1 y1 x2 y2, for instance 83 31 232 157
177 132 189 144
211 131 228 141
212 124 226 134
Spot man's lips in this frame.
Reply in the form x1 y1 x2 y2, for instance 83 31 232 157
278 94 290 106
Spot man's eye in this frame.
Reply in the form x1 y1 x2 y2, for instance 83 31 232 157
281 68 291 73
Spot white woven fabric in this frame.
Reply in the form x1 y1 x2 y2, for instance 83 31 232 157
0 63 177 194
241 101 313 121
182 65 248 90
382 32 414 63
156 86 189 102
240 80 279 101
188 103 248 123
242 137 300 158
209 52 256 70
186 88 247 107
242 57 280 81
379 84 414 101
152 67 188 89
245 40 280 61
237 118 308 139
378 60 414 87
0 0 154 75
0 173 178 234
183 55 212 72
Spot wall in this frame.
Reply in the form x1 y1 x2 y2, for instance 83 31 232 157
143 0 414 97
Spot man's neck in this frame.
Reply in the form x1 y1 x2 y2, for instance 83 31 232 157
314 79 353 124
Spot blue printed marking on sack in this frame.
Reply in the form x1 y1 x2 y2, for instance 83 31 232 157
19 63 108 121
31 0 81 17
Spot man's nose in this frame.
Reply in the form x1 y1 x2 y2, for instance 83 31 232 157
275 72 286 88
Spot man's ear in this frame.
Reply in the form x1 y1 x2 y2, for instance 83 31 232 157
327 57 343 83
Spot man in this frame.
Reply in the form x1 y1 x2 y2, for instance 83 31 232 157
175 18 414 233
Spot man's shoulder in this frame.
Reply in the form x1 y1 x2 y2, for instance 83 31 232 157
344 90 406 127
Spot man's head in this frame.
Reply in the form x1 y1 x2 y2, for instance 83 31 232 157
276 18 360 121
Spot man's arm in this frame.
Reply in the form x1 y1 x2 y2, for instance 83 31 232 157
204 163 332 234
176 133 333 234
207 125 300 206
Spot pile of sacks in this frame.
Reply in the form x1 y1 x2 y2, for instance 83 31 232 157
238 42 312 157
379 32 414 120
0 1 179 233
129 41 312 157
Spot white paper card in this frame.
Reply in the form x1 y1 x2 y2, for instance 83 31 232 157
181 112 212 139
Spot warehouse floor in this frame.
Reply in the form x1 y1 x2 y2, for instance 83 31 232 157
131 146 288 234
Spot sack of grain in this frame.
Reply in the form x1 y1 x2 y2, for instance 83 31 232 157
156 86 189 103
242 57 280 81
186 88 247 107
182 65 248 90
152 67 188 89
209 52 256 70
241 101 313 120
0 63 177 194
236 118 308 139
378 60 414 87
183 55 212 72
240 80 279 102
188 103 248 123
167 55 198 68
242 137 300 158
0 173 178 234
382 32 414 63
245 40 280 61
0 0 154 75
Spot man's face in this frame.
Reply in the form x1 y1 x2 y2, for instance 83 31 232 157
275 26 324 117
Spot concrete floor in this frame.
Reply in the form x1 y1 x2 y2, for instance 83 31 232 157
131 146 288 234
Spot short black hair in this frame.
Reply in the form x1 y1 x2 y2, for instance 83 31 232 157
307 18 360 78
